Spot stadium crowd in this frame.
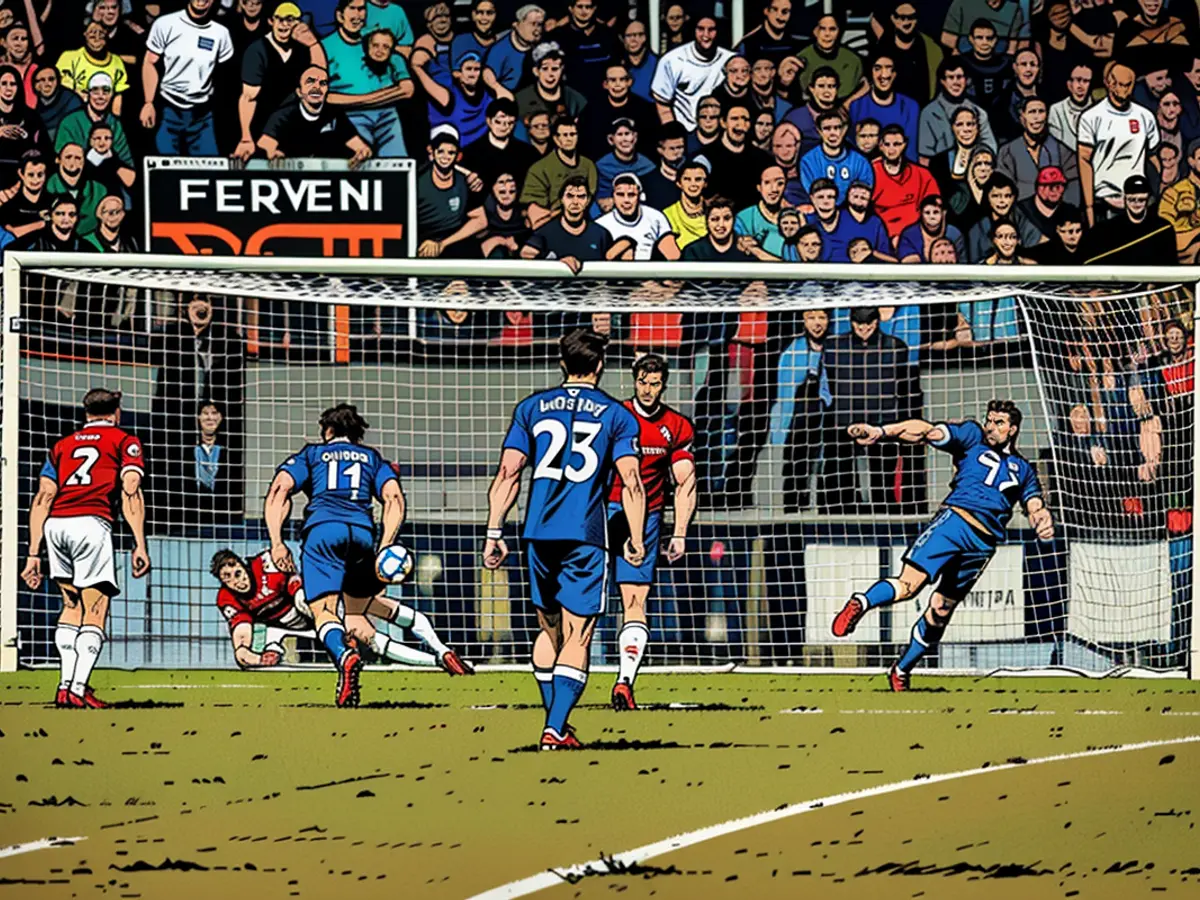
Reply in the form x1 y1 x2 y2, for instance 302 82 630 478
0 0 1197 265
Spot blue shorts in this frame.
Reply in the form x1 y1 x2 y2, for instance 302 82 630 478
607 502 661 586
904 508 996 601
301 522 383 601
527 540 607 617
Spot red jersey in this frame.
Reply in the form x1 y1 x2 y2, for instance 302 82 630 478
871 158 939 239
608 400 695 513
42 421 145 521
216 551 305 630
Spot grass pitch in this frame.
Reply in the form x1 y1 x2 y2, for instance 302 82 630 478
1 669 1198 899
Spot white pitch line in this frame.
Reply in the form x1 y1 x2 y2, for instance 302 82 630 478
839 708 939 715
0 836 86 859
466 734 1200 900
1075 710 1125 716
778 708 824 715
130 684 270 690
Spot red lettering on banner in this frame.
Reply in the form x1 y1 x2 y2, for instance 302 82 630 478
152 223 404 257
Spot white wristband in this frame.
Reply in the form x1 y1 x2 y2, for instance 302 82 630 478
486 528 503 540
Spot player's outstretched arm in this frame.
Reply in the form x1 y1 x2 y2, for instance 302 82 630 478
230 622 281 668
22 476 58 590
377 478 406 550
666 457 697 563
483 448 526 569
121 470 151 578
616 456 647 567
264 471 297 573
848 419 946 446
1025 496 1055 542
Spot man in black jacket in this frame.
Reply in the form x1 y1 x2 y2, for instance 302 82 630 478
817 305 921 513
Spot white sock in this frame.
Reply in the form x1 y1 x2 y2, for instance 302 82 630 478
55 624 79 690
408 610 450 658
71 625 105 696
370 632 437 667
617 621 650 686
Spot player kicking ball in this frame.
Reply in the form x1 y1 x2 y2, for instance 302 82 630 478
265 404 406 707
483 329 647 750
210 548 472 673
607 354 697 711
831 401 1054 690
22 389 151 708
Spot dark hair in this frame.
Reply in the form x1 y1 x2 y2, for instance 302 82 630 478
969 17 996 34
987 398 1023 433
559 328 608 376
809 65 840 87
209 549 245 579
855 116 881 131
919 194 944 211
1163 317 1186 336
879 122 907 140
657 121 688 144
558 173 591 200
88 121 114 139
867 49 896 71
82 388 121 416
705 194 735 215
721 98 753 118
198 399 223 417
937 56 967 81
17 149 44 172
632 352 669 381
550 114 577 137
809 177 837 195
319 403 370 443
815 109 844 129
0 64 27 112
982 172 1018 210
49 194 78 213
677 158 709 180
1018 94 1046 113
1052 205 1084 228
796 223 822 241
989 216 1020 238
950 105 977 125
486 97 519 119
335 0 358 13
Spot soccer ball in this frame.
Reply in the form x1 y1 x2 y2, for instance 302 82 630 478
375 544 415 584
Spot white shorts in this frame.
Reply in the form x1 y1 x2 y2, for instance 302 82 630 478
44 516 118 593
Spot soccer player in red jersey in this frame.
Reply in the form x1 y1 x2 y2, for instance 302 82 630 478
21 389 150 709
210 548 472 674
607 354 698 710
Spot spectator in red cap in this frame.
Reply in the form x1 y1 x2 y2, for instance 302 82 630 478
1020 165 1074 243
996 96 1078 203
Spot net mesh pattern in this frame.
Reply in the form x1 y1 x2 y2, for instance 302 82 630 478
3 264 1195 673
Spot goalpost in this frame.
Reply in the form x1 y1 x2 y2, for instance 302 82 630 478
1 253 1197 679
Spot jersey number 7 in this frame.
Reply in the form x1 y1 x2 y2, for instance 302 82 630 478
532 420 601 483
978 450 1019 492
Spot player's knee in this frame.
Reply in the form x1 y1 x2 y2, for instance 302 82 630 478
893 574 921 600
929 595 958 625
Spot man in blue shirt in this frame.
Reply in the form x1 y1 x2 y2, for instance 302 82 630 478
264 404 406 707
848 50 920 159
323 0 414 156
482 4 545 96
832 400 1054 691
483 329 646 750
734 164 788 257
799 110 874 204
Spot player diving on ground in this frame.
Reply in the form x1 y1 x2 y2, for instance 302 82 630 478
264 403 409 707
607 353 697 711
210 548 472 673
831 400 1055 690
22 389 151 708
483 328 648 750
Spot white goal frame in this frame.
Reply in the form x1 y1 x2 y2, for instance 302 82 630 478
2 252 1198 678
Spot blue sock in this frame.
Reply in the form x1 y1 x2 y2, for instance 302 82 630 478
318 622 349 664
897 616 946 673
862 579 897 610
545 665 588 736
533 667 554 711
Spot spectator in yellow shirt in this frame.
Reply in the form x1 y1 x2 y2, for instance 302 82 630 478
56 22 129 115
663 158 709 248
1159 138 1200 264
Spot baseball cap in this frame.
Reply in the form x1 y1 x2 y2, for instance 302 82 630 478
430 123 461 146
1123 174 1150 194
273 1 302 17
612 172 644 193
532 41 563 65
455 49 482 69
608 116 636 134
850 306 881 324
809 177 838 195
1036 166 1067 185
87 72 113 91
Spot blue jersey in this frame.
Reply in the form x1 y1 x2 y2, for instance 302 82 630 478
277 439 397 534
931 421 1042 540
503 383 640 547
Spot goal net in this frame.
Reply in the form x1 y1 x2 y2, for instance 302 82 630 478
1 256 1196 677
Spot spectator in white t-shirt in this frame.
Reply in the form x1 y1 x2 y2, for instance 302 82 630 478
651 16 733 131
595 172 680 259
1078 61 1159 226
141 0 234 155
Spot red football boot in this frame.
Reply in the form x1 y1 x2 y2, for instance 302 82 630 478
887 663 910 693
80 688 109 709
335 649 363 708
55 688 71 708
832 594 868 637
439 650 475 676
611 681 636 711
540 729 584 751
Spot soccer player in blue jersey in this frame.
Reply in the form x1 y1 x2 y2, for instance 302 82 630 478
264 404 406 707
482 329 648 750
831 400 1055 691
